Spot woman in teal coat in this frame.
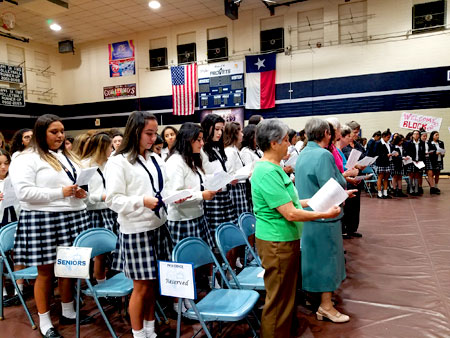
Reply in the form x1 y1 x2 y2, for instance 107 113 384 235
295 118 356 323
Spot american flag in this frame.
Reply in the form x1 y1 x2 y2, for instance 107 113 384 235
170 63 197 116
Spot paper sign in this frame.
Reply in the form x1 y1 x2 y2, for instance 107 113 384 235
54 246 92 279
76 167 98 186
399 112 442 132
159 261 196 300
307 178 348 212
203 171 234 191
0 177 18 209
413 161 425 169
357 156 378 167
163 189 193 205
346 149 362 169
284 153 298 168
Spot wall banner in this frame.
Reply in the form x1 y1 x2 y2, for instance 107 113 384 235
103 83 137 99
108 40 135 77
399 112 442 132
0 88 25 107
0 63 24 83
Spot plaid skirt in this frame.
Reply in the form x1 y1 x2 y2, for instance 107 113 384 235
204 189 238 232
377 162 394 174
112 224 173 280
433 160 444 171
391 163 404 176
405 163 423 173
14 209 90 266
88 209 118 234
229 182 252 217
167 215 214 248
425 157 433 171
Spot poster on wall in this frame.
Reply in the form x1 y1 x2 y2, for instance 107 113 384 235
0 63 24 83
103 83 136 99
0 88 25 107
399 112 442 132
200 107 244 127
108 40 135 77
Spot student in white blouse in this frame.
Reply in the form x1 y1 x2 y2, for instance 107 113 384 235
10 114 89 338
160 126 178 161
105 111 172 338
224 121 252 216
81 132 117 285
240 124 261 166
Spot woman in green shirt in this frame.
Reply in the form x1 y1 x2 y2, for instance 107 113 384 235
252 119 341 338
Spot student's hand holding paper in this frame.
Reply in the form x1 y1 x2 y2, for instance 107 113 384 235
202 190 217 201
0 192 3 201
230 179 239 186
174 196 192 204
347 189 358 198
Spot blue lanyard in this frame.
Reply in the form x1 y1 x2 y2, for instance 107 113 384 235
136 156 166 218
58 154 77 184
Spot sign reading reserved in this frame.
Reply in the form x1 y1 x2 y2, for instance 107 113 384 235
158 261 196 300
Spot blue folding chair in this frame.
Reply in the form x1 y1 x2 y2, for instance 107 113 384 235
172 237 260 338
237 212 261 266
0 221 38 329
215 223 264 291
362 166 378 198
73 228 133 338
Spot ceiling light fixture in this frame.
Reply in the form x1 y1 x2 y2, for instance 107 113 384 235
148 1 161 9
50 23 61 31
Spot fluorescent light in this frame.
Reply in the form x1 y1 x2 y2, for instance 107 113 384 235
148 1 161 9
50 23 61 31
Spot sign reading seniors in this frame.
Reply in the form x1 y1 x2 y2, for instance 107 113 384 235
158 261 196 300
0 88 25 107
108 40 135 77
54 246 92 279
0 63 24 83
103 83 137 99
399 112 442 132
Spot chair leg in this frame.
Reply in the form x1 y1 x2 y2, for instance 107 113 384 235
156 300 169 324
85 280 118 338
154 306 161 325
176 300 182 338
189 300 213 338
0 259 4 321
76 279 81 338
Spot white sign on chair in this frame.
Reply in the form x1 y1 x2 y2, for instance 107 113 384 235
158 261 195 300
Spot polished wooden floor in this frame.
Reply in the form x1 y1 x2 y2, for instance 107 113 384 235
2 179 450 337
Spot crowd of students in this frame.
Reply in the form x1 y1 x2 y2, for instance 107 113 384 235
0 113 445 338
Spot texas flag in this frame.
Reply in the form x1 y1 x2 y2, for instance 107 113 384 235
245 53 276 109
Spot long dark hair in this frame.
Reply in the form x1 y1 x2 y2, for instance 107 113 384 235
10 128 32 154
392 134 404 146
0 148 11 178
31 114 80 170
201 114 226 162
241 124 257 150
429 131 439 145
161 126 178 148
381 128 391 138
223 121 241 148
169 122 204 173
116 111 157 164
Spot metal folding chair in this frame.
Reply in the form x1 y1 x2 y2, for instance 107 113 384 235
0 221 38 329
237 212 261 266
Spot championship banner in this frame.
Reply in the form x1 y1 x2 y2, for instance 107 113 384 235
399 112 442 132
108 40 135 77
103 83 137 99
0 63 24 83
0 88 25 107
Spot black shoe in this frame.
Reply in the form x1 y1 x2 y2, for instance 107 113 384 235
382 195 392 199
377 195 384 199
350 232 363 238
397 191 408 197
60 314 95 325
435 187 441 193
342 234 352 239
392 190 399 197
418 187 424 195
41 328 63 338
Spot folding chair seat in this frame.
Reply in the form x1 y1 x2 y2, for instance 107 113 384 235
0 221 37 329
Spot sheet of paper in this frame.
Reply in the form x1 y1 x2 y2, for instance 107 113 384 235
233 163 253 181
0 177 18 209
356 156 378 167
202 171 234 191
307 178 348 213
284 153 298 168
76 167 98 186
354 173 373 182
437 147 446 154
391 151 399 156
403 157 413 165
413 161 425 169
346 149 362 169
163 189 193 205
257 269 265 278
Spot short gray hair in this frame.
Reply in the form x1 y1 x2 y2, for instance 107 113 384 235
256 119 289 152
326 117 341 131
341 124 352 138
305 118 330 142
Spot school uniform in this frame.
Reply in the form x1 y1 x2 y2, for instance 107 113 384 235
0 178 18 227
9 149 89 266
105 151 172 280
391 145 404 176
165 152 214 248
429 140 445 171
405 139 426 173
375 139 394 174
161 147 170 161
200 148 237 231
82 159 118 234
424 142 433 171
240 146 261 166
225 145 253 216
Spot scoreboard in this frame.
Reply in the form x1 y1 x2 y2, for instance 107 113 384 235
198 61 244 109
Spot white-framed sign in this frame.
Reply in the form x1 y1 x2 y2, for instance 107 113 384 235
158 261 196 300
54 246 92 279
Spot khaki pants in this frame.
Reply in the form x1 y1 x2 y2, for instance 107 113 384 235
256 238 300 338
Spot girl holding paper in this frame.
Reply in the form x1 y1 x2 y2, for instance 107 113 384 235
427 131 445 194
375 129 394 199
224 121 253 216
391 134 408 197
106 111 172 338
405 130 426 196
200 114 238 232
81 132 118 285
9 114 90 338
